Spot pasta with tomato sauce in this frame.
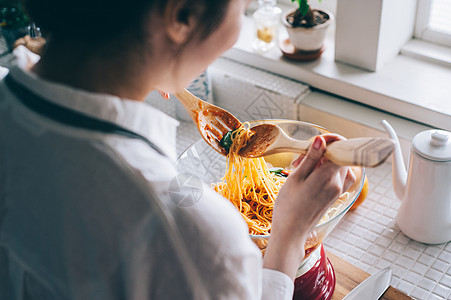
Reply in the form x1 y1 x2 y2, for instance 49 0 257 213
212 123 349 235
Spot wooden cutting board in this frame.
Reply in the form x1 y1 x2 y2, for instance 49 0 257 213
328 251 412 299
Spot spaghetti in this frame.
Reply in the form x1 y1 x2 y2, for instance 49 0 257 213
212 123 286 235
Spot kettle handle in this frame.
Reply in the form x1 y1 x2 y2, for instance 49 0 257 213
381 120 407 200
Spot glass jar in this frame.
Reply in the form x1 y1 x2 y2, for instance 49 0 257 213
252 0 282 54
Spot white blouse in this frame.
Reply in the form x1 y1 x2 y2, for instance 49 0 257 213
0 47 293 300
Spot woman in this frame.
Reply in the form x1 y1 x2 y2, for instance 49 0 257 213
0 0 355 299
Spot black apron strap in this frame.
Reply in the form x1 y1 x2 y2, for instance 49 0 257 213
4 74 167 157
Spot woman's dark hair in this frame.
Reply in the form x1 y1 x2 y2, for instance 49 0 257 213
25 0 231 43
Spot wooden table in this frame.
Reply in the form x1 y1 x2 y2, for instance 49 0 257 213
328 251 412 299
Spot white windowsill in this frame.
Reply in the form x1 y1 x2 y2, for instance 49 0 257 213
401 38 451 68
222 14 451 132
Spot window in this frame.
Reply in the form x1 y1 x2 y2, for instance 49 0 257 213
415 0 451 47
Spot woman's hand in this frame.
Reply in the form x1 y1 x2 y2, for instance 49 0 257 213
263 135 356 280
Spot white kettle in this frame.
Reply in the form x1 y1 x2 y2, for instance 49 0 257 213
382 120 451 244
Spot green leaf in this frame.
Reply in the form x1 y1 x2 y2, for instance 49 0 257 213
269 167 283 174
300 0 309 16
219 131 233 152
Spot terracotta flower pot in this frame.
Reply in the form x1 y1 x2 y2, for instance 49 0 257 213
282 8 334 52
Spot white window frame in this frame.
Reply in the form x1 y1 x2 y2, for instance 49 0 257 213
415 0 451 47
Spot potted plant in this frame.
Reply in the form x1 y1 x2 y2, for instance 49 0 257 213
281 0 333 58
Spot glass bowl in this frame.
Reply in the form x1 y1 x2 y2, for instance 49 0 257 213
176 119 364 269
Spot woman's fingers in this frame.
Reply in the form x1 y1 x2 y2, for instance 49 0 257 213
292 134 346 168
293 136 327 180
292 154 305 168
322 133 345 144
343 167 356 192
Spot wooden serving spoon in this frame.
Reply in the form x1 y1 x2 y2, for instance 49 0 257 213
174 89 242 155
238 124 395 167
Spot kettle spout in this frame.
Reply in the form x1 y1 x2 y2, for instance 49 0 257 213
381 120 407 200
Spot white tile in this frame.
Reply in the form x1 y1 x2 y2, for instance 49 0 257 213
375 236 392 248
396 256 415 269
330 227 347 239
396 280 415 295
372 186 388 196
375 258 392 269
412 262 430 276
427 293 445 300
361 252 378 266
366 192 379 201
411 287 430 300
403 248 422 261
364 210 379 222
384 250 400 262
431 260 448 273
392 264 407 278
332 248 347 258
349 247 365 260
439 274 451 287
385 189 397 199
381 228 399 240
390 200 401 210
418 277 436 291
368 244 386 257
339 219 355 232
381 177 392 186
437 251 451 263
425 246 443 258
404 271 423 285
336 241 352 253
410 241 427 252
362 230 379 243
383 208 397 220
396 234 412 245
391 241 408 254
419 253 437 266
346 212 362 224
369 223 386 235
425 268 443 282
355 239 372 251
325 236 340 247
378 196 392 206
391 222 401 231
351 225 367 238
354 228 371 239
355 261 369 272
372 203 386 214
377 215 393 228
391 275 401 287
432 284 449 298
344 233 360 246
345 256 358 266
356 218 373 230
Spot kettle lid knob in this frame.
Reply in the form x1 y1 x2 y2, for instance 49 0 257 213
430 131 449 147
413 130 451 162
